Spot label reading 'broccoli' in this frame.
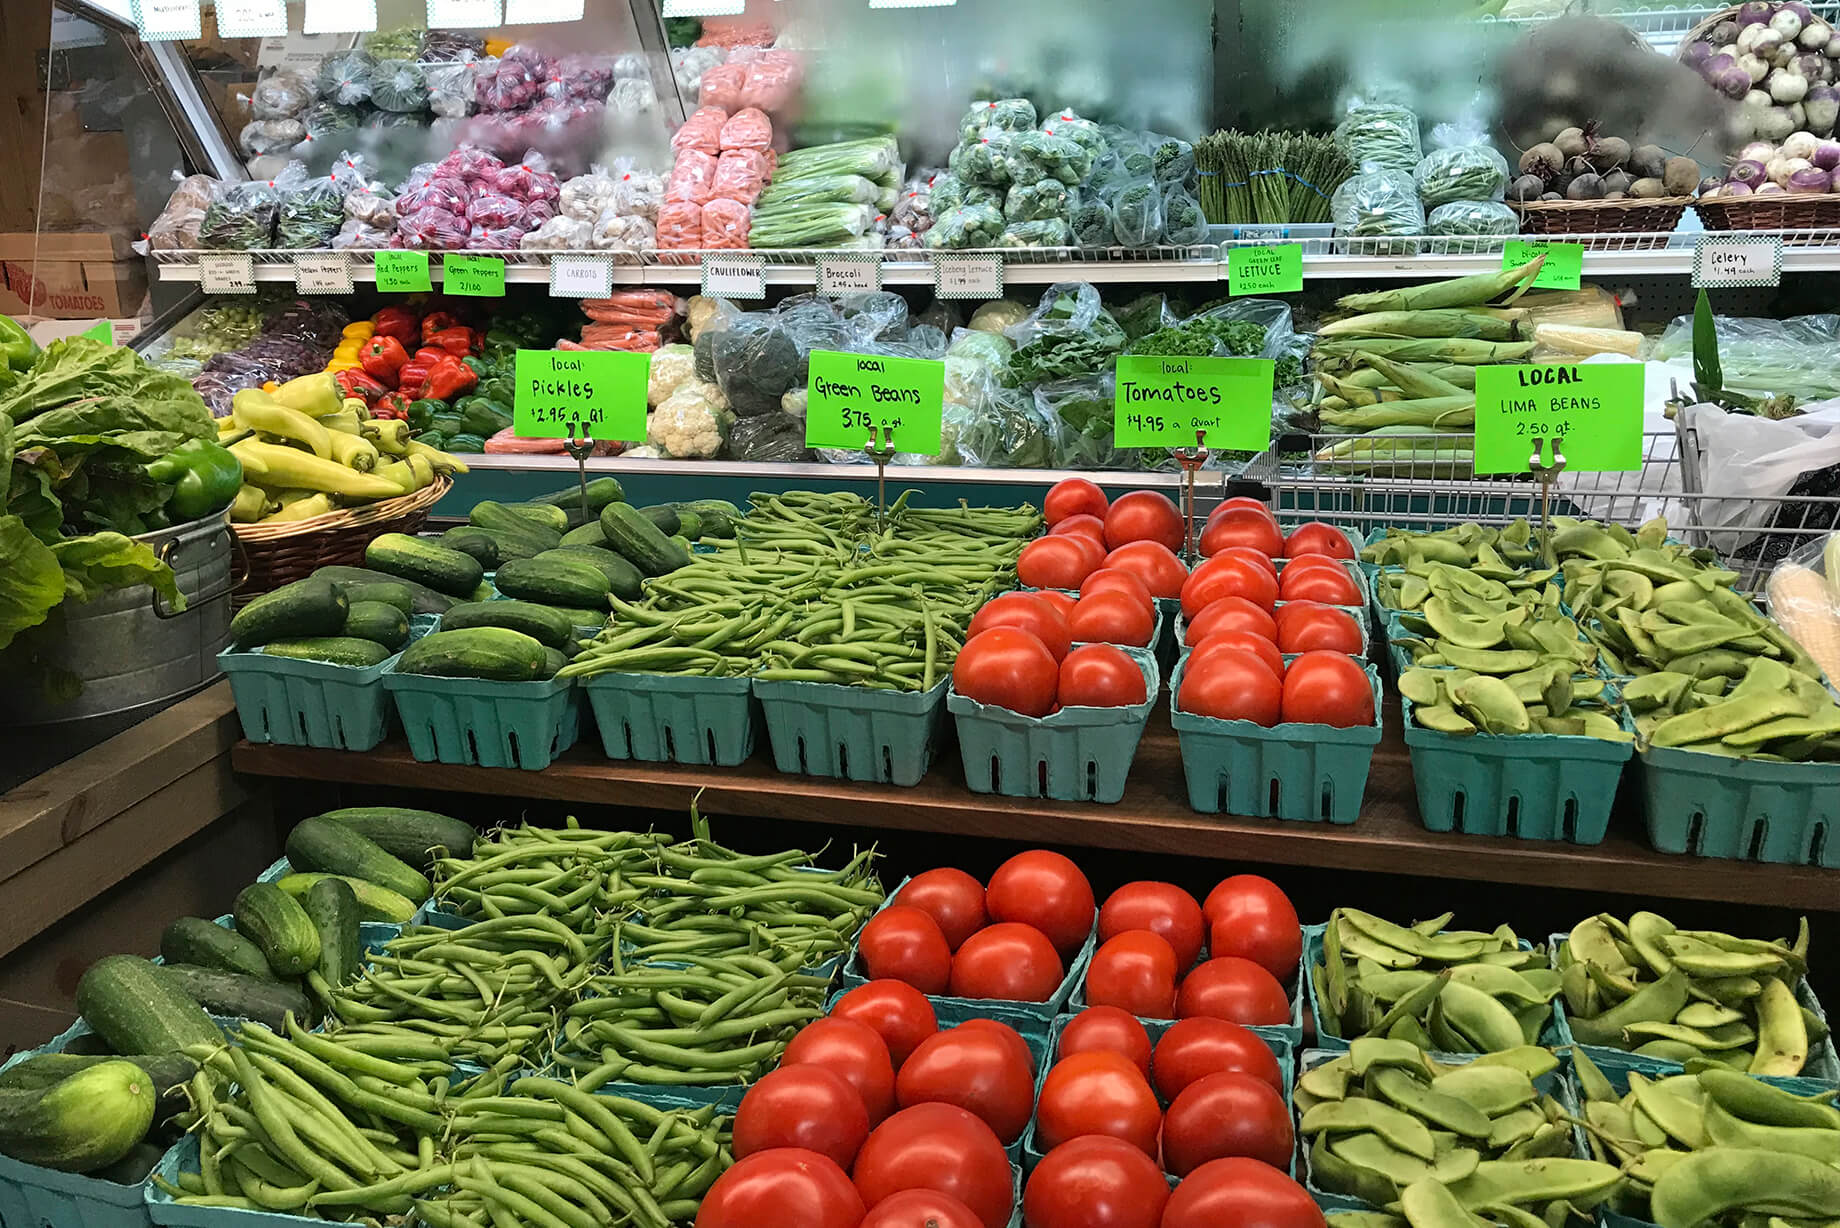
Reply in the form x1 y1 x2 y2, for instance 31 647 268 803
443 254 506 297
1473 363 1644 475
1112 356 1274 450
374 251 432 292
513 349 649 442
1227 244 1303 296
804 350 945 456
1503 240 1583 290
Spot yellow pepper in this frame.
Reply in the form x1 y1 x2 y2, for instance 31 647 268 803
326 359 359 372
229 485 272 523
264 494 336 523
406 439 469 476
332 342 362 360
232 389 332 459
325 431 380 472
341 321 375 339
229 440 406 500
362 418 412 456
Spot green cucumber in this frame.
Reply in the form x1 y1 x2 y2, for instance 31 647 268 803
232 883 320 977
156 965 310 1031
532 477 624 511
159 917 273 980
540 647 566 678
673 509 704 540
274 873 417 924
343 602 411 651
507 503 569 534
75 955 221 1056
261 637 392 667
363 533 484 598
315 807 474 870
469 501 564 548
229 580 348 650
303 877 362 989
336 581 415 616
559 521 608 548
545 546 643 601
637 505 682 536
600 503 690 577
396 627 550 681
440 526 501 570
493 556 613 609
0 1062 155 1173
0 1053 196 1120
286 816 430 903
311 566 458 614
442 600 577 649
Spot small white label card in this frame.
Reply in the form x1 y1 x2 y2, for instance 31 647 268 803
818 254 882 294
293 253 352 294
303 0 376 33
549 254 614 299
199 253 256 294
505 0 584 20
1693 234 1783 289
700 253 766 300
663 0 745 16
133 0 202 40
215 0 288 38
931 253 1002 299
425 0 502 28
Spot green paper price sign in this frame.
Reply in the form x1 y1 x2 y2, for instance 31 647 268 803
1113 356 1275 450
1473 363 1645 475
80 321 113 344
1503 240 1582 290
803 350 945 455
512 349 649 442
443 253 505 297
1227 244 1303 296
374 250 431 292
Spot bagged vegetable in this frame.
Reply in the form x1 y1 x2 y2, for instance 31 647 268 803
1414 143 1510 208
1109 179 1165 246
398 174 467 216
593 212 655 253
924 202 1003 249
1331 168 1423 254
999 219 1073 247
333 218 392 249
250 70 312 120
609 159 665 220
944 384 1059 468
749 202 877 248
396 205 469 249
302 101 362 140
969 300 1027 333
316 48 375 106
726 412 814 462
1005 179 1074 222
370 60 427 112
775 136 900 183
699 62 747 110
1037 373 1128 469
949 133 1013 188
666 150 719 205
673 106 728 156
757 173 879 209
1162 184 1207 245
1425 200 1519 253
426 55 478 118
1070 198 1114 248
1104 127 1157 177
275 162 345 249
1012 131 1091 186
561 166 619 220
239 119 305 158
701 197 751 248
719 106 773 152
520 215 593 249
1041 109 1107 160
944 328 1013 404
612 78 657 114
1149 135 1196 185
467 191 526 229
929 173 967 214
648 344 697 406
147 173 216 251
199 178 279 249
655 201 702 248
1004 283 1128 385
713 319 800 415
672 46 727 103
959 98 1036 141
738 50 801 112
712 149 771 202
1334 99 1423 173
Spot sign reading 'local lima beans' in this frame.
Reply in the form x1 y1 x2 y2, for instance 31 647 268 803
1473 363 1645 475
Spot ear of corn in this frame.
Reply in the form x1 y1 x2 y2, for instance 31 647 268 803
1318 309 1522 342
1355 352 1467 399
1332 256 1546 314
1766 561 1840 685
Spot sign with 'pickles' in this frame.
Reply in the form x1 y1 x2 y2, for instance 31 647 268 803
513 349 649 441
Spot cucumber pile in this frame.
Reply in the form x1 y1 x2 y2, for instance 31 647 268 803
228 576 416 666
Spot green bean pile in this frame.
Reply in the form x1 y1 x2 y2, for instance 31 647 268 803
431 822 667 925
560 491 1041 688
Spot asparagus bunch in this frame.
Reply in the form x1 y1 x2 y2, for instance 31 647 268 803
1195 130 1356 225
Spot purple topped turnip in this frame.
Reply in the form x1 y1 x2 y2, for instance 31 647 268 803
1806 84 1840 131
1729 158 1769 187
1712 19 1742 43
1814 138 1840 168
1788 165 1831 191
1738 1 1774 25
1723 180 1755 196
1771 7 1806 41
1803 21 1833 50
1755 180 1788 193
1773 70 1811 102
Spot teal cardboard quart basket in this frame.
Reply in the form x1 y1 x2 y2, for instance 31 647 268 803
383 664 582 771
1638 744 1840 867
753 677 949 786
949 646 1159 803
217 614 438 752
583 671 758 767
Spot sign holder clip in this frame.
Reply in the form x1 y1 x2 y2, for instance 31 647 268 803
564 418 595 523
1174 429 1209 562
1530 433 1566 566
865 424 896 528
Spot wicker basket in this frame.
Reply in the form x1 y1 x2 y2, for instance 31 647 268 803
231 476 451 606
1508 196 1692 245
1694 194 1840 236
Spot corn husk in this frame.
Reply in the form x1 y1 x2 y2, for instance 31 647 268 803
1314 425 1475 475
1332 256 1545 313
1313 337 1535 364
1354 352 1466 399
1320 396 1475 430
1518 286 1625 331
1530 323 1642 359
1317 309 1523 342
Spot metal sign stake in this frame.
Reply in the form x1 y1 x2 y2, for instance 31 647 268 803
865 424 896 528
564 418 594 523
1174 429 1210 563
1530 433 1567 567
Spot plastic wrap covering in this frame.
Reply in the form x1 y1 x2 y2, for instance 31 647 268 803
465 225 524 250
303 101 362 140
199 179 279 249
239 119 305 159
666 150 719 206
316 49 376 107
672 46 726 104
1038 373 1128 469
251 70 312 120
712 318 801 416
192 300 343 416
517 216 588 249
1414 143 1510 208
611 78 656 114
735 49 801 112
333 218 393 249
1148 135 1195 185
564 53 619 101
1109 180 1164 246
1654 314 1840 403
648 344 697 406
396 205 468 249
999 219 1072 247
398 172 468 216
498 152 561 204
275 162 345 249
726 412 814 462
925 203 1003 249
1335 100 1423 173
425 55 478 118
370 60 427 112
1332 169 1424 253
594 212 656 253
1425 200 1519 253
959 98 1037 140
610 160 665 221
673 106 728 156
1005 180 1074 223
148 174 216 251
1163 184 1207 245
938 385 1058 468
419 29 484 61
560 166 619 221
656 201 702 249
701 197 751 249
476 57 539 112
719 107 773 153
466 191 525 229
362 26 422 59
713 150 771 203
758 173 879 209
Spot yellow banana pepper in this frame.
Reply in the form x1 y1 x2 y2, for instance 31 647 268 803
264 494 335 522
326 431 380 472
232 389 332 459
362 418 412 456
405 439 469 475
229 440 406 500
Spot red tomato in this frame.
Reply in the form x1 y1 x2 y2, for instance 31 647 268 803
858 906 953 995
735 1066 873 1171
783 1017 898 1124
830 981 941 1070
1160 1158 1324 1228
1098 882 1206 970
952 1019 1035 1071
1188 631 1284 683
863 1189 987 1228
1161 1072 1293 1176
1151 1017 1284 1100
1276 564 1361 605
1200 512 1284 560
853 1104 1015 1228
1202 876 1302 984
969 593 1072 663
1282 522 1355 560
1069 591 1157 648
1046 479 1109 526
1079 568 1155 610
984 850 1095 959
1103 542 1188 599
1181 557 1278 619
1177 649 1282 726
1036 590 1078 619
893 869 989 953
954 629 1061 718
1175 957 1291 1027
1275 555 1350 580
1274 604 1363 655
896 1024 1037 1143
1209 497 1276 524
1059 644 1149 708
1280 651 1374 728
1213 545 1279 579
1035 1051 1163 1156
1104 491 1184 552
1184 597 1277 646
1053 515 1110 551
1085 931 1180 1019
949 923 1065 1002
696 1149 866 1228
1024 1136 1172 1228
1019 536 1104 591
1058 1006 1154 1078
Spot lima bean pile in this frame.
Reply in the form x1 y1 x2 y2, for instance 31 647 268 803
1559 911 1821 1077
562 491 1040 689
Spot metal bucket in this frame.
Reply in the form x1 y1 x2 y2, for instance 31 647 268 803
4 512 237 726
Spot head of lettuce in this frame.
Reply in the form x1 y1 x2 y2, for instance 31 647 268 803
0 335 225 655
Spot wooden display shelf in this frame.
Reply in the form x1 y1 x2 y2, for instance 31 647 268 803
230 707 1840 912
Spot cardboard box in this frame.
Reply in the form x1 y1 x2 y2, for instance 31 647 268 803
0 254 146 319
19 316 143 346
0 231 135 262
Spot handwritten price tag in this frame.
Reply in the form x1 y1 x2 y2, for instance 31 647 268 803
132 0 201 39
373 251 431 292
1113 356 1274 450
804 350 945 455
1503 240 1583 291
215 0 287 36
1227 244 1303 296
425 0 502 26
513 349 649 442
1474 363 1645 474
549 254 613 298
443 253 505 297
198 254 255 294
293 253 352 294
700 253 765 300
931 254 1002 299
1694 234 1783 288
304 0 376 32
818 257 881 294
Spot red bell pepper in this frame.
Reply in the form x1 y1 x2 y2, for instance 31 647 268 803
333 368 387 404
359 335 408 389
371 306 419 345
397 359 433 399
420 311 461 343
423 326 476 357
422 354 479 402
370 392 411 421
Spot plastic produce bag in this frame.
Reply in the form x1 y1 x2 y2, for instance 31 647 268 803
594 213 656 252
924 203 1003 249
1679 401 1840 555
672 46 726 103
758 173 879 209
467 191 526 229
739 50 801 112
665 150 719 205
147 173 216 251
713 319 800 416
1041 109 1107 160
712 150 771 202
466 225 525 250
655 201 702 248
1335 100 1423 173
426 56 478 118
673 106 728 156
648 343 697 406
1414 143 1510 208
303 101 362 140
520 215 593 249
1426 200 1518 253
199 178 279 249
1653 314 1840 404
1037 373 1128 469
276 162 345 248
726 412 814 462
1005 179 1074 222
370 60 427 112
959 98 1036 140
945 383 1059 468
1011 131 1091 187
1331 169 1424 254
698 62 747 111
316 48 376 106
333 218 392 249
1149 135 1195 185
929 173 966 214
1162 184 1207 245
251 70 312 120
239 119 305 158
701 197 751 248
610 159 665 220
1109 179 1165 246
561 167 618 220
999 219 1072 247
398 173 467 216
719 106 773 152
949 133 1015 188
397 205 469 248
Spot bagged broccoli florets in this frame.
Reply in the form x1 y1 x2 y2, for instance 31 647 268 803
1151 136 1195 184
1162 185 1207 245
726 412 814 462
1041 109 1107 161
1110 180 1164 247
1005 180 1074 223
1070 199 1113 248
924 203 1004 249
949 133 1014 188
713 321 800 416
929 172 967 214
958 98 1037 141
999 219 1073 247
1012 131 1092 186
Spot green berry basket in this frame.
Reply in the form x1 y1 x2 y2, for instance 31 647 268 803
1168 655 1383 822
383 666 582 771
753 677 949 786
583 672 758 767
1638 745 1840 868
217 615 438 752
948 647 1159 803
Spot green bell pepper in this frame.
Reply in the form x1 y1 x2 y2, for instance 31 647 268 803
447 432 486 453
458 397 512 437
0 314 38 372
406 397 442 431
144 438 243 521
479 376 515 406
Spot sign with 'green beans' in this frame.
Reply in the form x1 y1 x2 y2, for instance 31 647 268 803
803 350 945 455
513 349 649 441
1473 363 1645 475
1113 355 1275 450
